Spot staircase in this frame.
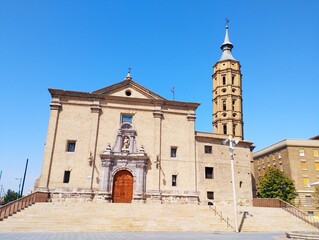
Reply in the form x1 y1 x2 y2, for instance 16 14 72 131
237 206 318 232
1 201 318 232
0 202 231 232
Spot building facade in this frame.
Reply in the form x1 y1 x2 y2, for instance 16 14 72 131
35 24 254 205
253 137 319 216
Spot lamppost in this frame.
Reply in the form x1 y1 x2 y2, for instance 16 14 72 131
15 177 22 199
223 135 239 232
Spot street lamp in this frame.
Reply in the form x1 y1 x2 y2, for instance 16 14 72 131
223 135 239 232
15 177 22 199
308 182 319 187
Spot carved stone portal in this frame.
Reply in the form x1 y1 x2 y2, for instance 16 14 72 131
99 123 149 202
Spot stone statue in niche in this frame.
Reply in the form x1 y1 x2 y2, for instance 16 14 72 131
123 136 130 149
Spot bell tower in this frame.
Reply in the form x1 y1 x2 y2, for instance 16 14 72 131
212 21 244 139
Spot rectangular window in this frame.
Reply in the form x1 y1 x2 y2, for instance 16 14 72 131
315 162 319 170
204 145 212 154
299 149 305 157
121 114 132 123
205 167 214 179
308 211 314 216
170 147 177 158
300 161 307 170
207 191 214 200
63 171 71 183
303 177 309 186
172 175 177 186
66 141 76 152
278 152 282 159
313 150 319 157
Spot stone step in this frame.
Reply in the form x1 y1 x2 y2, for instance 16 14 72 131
0 202 230 232
3 202 315 232
238 206 318 232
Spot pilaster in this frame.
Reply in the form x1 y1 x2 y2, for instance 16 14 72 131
89 101 102 191
40 99 62 189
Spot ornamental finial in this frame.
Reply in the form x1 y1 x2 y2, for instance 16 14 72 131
225 18 229 28
125 67 132 80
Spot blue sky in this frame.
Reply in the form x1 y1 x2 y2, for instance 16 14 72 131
0 0 318 194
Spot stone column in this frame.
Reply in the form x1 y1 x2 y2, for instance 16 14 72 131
100 160 112 192
135 161 146 194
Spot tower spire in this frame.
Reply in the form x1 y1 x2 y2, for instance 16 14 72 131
219 19 235 61
213 21 243 140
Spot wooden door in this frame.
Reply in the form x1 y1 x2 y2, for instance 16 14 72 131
112 170 133 203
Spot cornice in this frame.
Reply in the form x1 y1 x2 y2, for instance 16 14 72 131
253 139 319 158
49 88 200 111
195 131 253 147
49 89 104 100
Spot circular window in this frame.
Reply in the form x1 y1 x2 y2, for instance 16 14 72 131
125 90 132 96
232 88 236 93
222 88 227 93
222 113 227 117
233 113 237 117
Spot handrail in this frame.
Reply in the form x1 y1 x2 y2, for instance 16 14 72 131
0 191 49 221
279 199 319 229
209 204 234 230
253 198 319 229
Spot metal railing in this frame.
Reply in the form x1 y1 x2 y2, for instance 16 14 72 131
209 204 234 230
0 191 49 221
253 198 319 229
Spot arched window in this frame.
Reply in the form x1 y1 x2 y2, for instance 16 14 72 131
233 124 236 136
232 100 236 111
222 76 226 85
232 75 235 85
223 100 227 111
223 125 227 134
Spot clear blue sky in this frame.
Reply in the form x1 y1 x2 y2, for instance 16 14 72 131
0 0 318 194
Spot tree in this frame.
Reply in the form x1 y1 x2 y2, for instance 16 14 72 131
2 189 20 204
257 167 297 203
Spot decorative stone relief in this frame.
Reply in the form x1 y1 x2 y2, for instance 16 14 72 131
99 123 149 202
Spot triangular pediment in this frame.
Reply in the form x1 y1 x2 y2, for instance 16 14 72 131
91 79 165 100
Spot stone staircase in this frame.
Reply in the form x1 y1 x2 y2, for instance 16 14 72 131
0 202 231 232
237 206 318 232
1 202 318 232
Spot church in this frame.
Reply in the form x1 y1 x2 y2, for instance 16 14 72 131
35 24 254 205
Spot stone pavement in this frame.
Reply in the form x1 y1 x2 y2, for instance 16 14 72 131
0 232 287 240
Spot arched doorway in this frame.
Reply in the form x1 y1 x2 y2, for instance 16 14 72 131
112 170 133 203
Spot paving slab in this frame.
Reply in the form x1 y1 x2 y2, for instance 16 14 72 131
0 232 287 240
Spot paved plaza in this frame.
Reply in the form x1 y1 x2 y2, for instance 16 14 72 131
0 232 287 240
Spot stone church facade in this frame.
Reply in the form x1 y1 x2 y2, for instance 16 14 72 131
35 24 254 205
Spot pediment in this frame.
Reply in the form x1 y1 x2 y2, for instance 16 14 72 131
92 79 165 100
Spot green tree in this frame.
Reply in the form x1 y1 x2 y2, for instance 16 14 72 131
257 167 297 203
2 189 20 204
